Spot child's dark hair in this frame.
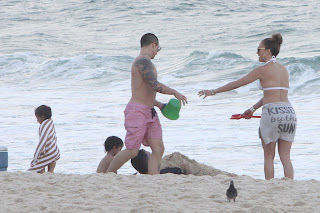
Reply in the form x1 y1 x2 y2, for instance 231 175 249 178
104 136 124 152
35 105 52 119
131 149 149 174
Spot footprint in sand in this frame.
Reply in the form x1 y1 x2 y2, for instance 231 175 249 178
293 201 306 206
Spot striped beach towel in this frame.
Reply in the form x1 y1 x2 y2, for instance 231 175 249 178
28 119 60 172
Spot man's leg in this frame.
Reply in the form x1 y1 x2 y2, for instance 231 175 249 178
278 139 294 179
107 149 139 173
261 138 276 180
147 139 164 175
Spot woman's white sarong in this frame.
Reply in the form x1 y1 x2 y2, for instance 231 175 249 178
260 102 297 144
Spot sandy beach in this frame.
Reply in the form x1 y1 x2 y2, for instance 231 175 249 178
1 168 319 213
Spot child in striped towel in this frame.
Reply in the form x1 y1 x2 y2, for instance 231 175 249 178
28 105 60 173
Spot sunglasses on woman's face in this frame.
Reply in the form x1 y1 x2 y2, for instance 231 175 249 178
257 48 266 53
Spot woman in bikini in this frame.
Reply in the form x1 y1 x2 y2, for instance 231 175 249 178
198 33 297 180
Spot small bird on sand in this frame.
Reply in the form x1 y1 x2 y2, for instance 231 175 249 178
226 180 237 202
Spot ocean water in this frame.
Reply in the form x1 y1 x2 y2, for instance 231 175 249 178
0 0 319 180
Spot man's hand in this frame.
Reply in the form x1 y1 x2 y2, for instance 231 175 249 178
155 100 166 111
174 91 188 106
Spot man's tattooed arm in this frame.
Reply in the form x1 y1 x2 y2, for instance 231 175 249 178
135 58 164 93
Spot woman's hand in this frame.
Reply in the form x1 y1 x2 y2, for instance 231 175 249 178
198 89 216 99
242 109 254 119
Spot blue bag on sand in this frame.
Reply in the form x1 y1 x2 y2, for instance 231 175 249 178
0 146 8 171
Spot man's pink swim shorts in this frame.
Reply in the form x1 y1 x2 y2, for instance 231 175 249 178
124 102 162 149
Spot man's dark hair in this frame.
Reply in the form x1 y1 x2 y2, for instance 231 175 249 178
140 33 159 48
35 105 52 120
104 136 124 152
131 149 149 174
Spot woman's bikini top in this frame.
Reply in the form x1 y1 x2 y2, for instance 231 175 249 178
261 86 289 91
259 56 289 91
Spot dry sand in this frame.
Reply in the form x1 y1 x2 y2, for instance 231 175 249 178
1 167 319 213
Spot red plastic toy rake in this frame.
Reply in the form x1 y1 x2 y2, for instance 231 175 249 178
230 114 261 120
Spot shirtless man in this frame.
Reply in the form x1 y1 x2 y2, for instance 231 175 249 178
107 33 187 174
